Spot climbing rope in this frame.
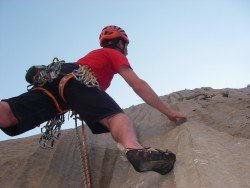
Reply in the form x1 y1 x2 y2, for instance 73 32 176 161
72 113 92 188
38 112 92 188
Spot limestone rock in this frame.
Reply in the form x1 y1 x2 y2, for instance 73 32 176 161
0 87 249 188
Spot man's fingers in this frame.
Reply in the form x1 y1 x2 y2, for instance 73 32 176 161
175 117 187 125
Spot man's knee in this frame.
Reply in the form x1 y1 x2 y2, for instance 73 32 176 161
100 113 132 129
0 101 18 128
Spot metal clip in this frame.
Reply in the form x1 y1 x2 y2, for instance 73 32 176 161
39 115 64 149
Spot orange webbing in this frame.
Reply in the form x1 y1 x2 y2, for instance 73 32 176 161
58 73 75 102
34 87 68 114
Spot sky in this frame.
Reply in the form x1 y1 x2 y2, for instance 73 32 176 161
0 0 249 141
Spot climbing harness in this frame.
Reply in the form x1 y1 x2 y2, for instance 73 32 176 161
58 65 100 103
39 114 65 149
26 57 99 103
26 57 65 87
34 87 68 114
25 57 93 186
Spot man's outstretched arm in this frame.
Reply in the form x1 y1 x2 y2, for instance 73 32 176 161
119 67 186 122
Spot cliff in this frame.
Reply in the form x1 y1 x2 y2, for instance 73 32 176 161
0 87 249 188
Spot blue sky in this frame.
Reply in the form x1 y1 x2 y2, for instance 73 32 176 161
0 0 249 141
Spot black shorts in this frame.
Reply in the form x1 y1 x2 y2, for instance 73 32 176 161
1 63 123 136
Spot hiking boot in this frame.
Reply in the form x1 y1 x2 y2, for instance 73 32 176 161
126 148 176 175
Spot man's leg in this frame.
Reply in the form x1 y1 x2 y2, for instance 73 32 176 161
0 90 59 136
0 101 18 128
100 113 143 149
64 81 176 174
100 112 176 175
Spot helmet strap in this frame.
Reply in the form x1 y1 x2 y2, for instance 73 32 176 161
114 38 127 55
103 38 126 55
115 45 125 55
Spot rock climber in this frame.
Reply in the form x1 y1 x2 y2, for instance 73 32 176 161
0 25 186 174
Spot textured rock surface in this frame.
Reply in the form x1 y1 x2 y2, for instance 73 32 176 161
0 87 249 188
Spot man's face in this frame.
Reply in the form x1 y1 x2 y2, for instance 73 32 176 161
123 43 128 56
118 40 128 56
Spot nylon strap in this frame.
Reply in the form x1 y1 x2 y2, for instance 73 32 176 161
34 87 68 114
58 73 74 102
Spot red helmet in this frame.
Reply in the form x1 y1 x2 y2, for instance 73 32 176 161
99 25 129 47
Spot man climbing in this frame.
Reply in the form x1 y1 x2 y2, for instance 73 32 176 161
0 25 186 175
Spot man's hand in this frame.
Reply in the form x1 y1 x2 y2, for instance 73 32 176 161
166 110 187 122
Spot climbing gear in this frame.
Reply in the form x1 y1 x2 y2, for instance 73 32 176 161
126 147 176 175
59 65 99 102
38 112 92 187
26 57 99 104
26 57 65 87
58 73 75 102
72 112 92 188
39 114 65 149
99 25 129 46
25 57 93 186
34 87 68 114
72 66 99 88
25 65 46 87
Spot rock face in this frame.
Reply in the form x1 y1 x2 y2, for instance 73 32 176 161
0 87 250 188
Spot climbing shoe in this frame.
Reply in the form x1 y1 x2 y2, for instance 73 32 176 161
126 147 176 175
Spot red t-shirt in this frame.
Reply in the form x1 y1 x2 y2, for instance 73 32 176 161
76 48 131 90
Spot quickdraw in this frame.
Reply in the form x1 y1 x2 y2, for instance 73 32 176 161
26 57 65 87
34 57 64 86
39 114 65 149
72 65 99 88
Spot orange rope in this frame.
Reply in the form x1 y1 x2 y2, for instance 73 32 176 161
81 124 92 188
74 114 92 188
